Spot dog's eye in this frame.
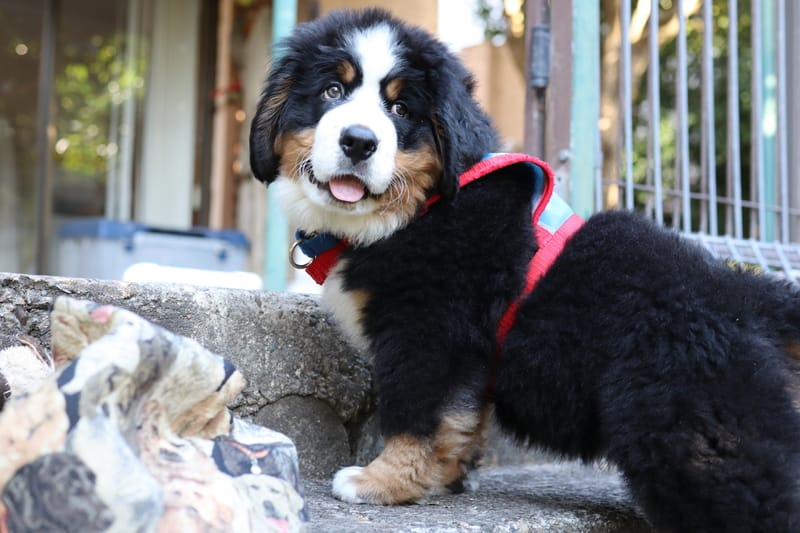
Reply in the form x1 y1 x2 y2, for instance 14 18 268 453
322 83 344 101
389 102 408 117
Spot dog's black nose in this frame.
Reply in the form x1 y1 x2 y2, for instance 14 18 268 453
339 125 378 163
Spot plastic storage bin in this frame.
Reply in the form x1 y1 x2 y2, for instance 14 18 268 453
57 218 250 281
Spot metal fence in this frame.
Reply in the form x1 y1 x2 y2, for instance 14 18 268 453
600 0 799 281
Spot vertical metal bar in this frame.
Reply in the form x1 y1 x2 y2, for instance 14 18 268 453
263 0 297 290
195 0 218 227
759 0 777 241
594 22 603 216
106 30 121 221
34 0 58 274
106 0 140 222
620 0 634 211
777 0 790 243
701 0 718 235
649 0 663 224
789 1 800 243
568 0 600 218
727 0 743 238
545 1 573 175
595 122 603 212
117 0 141 222
751 0 765 239
523 0 549 158
676 0 691 232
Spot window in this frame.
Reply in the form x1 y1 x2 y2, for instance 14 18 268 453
0 0 152 273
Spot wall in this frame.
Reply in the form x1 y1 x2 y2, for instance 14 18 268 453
460 41 526 152
317 0 438 32
136 0 200 229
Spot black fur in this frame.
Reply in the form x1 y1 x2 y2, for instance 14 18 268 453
342 166 537 437
251 9 800 532
497 212 800 531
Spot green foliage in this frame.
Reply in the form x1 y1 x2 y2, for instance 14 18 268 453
630 0 753 230
475 0 510 43
53 33 148 183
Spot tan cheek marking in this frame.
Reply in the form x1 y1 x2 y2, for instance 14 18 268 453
260 80 291 141
786 342 800 360
338 61 357 85
276 128 315 179
375 145 442 219
385 78 405 102
348 407 492 504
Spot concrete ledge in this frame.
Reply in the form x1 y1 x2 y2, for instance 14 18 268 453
0 273 650 530
0 273 377 478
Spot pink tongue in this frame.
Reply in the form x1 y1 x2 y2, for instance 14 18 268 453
328 176 366 203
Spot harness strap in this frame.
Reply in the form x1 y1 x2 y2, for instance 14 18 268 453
495 211 584 345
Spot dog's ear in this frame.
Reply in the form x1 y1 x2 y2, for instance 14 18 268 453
249 61 294 184
431 65 499 201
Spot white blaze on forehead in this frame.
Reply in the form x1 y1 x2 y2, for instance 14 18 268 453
309 22 400 198
348 23 399 90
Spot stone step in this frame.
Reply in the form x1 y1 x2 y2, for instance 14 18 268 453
0 273 650 531
0 272 376 479
304 463 651 532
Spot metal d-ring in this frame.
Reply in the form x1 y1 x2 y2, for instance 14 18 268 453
289 237 314 269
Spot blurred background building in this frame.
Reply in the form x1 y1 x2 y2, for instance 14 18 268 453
1 0 798 289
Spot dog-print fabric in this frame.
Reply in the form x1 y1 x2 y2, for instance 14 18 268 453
0 297 307 532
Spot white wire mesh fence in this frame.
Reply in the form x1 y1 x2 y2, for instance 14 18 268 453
601 0 799 281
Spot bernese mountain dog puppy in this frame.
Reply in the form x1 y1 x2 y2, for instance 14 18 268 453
250 8 800 532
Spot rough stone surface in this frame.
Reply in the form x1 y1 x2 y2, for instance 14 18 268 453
304 463 652 532
254 395 353 479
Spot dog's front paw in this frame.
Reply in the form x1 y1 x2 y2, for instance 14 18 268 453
331 462 429 505
330 425 487 505
332 466 369 503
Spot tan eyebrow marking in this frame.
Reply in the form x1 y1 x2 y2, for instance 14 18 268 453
385 77 405 101
338 60 357 85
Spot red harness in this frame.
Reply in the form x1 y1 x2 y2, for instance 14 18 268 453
291 153 584 354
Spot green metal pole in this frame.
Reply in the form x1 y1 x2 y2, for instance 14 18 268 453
262 0 297 290
568 0 600 219
760 0 777 241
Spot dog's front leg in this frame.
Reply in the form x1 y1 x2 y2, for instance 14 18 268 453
332 409 490 504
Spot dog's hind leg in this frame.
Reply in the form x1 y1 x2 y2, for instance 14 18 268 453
332 407 491 504
603 338 800 533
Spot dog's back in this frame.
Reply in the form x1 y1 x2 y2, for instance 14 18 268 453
495 210 800 532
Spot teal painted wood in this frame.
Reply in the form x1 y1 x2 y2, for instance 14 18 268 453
568 0 600 219
263 0 297 290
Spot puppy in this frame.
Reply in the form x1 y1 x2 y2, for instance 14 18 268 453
250 8 800 532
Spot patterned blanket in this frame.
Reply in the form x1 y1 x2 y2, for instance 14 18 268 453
0 297 307 532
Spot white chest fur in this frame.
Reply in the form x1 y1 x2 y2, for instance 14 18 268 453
321 261 371 352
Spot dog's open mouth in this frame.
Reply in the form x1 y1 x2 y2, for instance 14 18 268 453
308 171 369 204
